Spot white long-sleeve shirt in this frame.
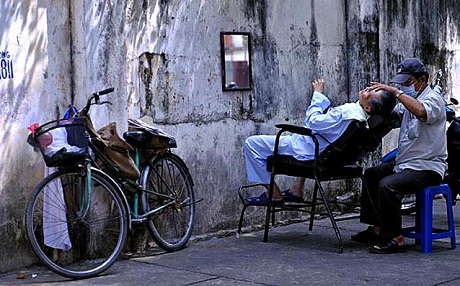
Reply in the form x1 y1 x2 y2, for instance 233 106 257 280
290 91 369 160
244 91 369 183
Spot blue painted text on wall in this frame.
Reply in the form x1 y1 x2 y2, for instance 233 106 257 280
0 51 13 79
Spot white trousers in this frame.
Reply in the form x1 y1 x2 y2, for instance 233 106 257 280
244 134 314 184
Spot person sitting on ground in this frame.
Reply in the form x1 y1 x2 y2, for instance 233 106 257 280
351 58 447 254
243 78 396 205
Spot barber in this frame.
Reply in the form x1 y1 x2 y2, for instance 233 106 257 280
352 58 447 254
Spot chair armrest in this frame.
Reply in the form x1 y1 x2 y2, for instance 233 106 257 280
272 124 319 160
275 124 312 136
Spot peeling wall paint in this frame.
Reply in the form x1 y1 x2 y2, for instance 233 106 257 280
1 0 460 272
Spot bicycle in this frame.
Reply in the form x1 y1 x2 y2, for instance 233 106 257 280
26 88 197 279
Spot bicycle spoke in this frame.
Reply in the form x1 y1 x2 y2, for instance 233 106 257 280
26 169 127 279
141 153 195 251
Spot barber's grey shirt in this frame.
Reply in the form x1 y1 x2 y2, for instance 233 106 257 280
394 86 447 177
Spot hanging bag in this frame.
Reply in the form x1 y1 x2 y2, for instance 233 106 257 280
96 122 140 180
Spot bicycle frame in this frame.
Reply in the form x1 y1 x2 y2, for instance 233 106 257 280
86 137 180 224
77 88 195 223
78 160 93 219
62 158 130 223
133 149 192 217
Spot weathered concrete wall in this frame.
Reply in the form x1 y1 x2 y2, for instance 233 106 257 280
378 0 460 154
0 0 74 270
1 0 460 272
122 0 351 235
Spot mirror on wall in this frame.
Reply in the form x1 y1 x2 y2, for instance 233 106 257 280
220 32 252 91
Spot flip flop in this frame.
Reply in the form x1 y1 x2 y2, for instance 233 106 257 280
281 189 304 202
369 239 406 254
245 193 284 206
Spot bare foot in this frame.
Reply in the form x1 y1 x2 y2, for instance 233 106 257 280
289 177 306 198
263 184 283 201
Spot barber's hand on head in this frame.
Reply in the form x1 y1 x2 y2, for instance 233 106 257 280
371 82 426 119
312 79 325 93
369 81 399 95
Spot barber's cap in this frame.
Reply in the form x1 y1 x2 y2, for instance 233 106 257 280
390 58 427 84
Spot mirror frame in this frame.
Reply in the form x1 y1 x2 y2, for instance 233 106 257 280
220 32 252 91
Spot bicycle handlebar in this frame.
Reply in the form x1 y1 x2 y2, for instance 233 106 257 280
94 87 114 96
81 87 114 115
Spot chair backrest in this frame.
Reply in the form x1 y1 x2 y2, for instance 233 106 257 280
319 113 400 167
367 112 400 139
318 120 371 167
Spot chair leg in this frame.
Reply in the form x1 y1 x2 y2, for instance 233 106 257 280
237 204 250 235
420 188 433 253
309 184 319 231
263 174 277 242
444 190 457 249
315 178 344 253
263 205 271 242
414 194 422 245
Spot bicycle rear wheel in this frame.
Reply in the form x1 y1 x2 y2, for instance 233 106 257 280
26 167 128 279
141 152 195 251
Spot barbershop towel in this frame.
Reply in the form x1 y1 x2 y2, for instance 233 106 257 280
336 101 368 122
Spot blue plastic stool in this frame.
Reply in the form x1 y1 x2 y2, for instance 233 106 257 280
402 184 456 253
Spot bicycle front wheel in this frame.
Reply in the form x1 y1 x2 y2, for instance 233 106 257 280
26 167 128 279
141 153 195 251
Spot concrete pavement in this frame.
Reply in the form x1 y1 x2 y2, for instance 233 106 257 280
1 199 460 286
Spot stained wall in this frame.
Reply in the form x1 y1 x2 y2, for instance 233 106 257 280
1 0 459 272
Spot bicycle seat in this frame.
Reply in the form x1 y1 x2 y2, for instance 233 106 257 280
124 130 153 148
123 130 177 149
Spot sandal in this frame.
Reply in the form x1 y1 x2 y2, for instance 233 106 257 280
351 226 380 243
281 189 304 203
369 239 406 254
245 193 284 206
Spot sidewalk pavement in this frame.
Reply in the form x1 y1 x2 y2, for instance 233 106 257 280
2 199 460 286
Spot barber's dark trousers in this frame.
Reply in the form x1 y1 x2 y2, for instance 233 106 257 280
360 162 441 239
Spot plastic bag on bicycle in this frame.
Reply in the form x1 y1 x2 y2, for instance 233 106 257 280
27 118 87 167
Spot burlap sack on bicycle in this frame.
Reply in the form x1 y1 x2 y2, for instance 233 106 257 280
97 122 140 180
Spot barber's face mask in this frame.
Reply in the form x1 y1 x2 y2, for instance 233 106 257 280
400 84 418 98
394 83 418 98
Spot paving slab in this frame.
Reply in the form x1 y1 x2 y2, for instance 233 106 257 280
1 199 460 286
